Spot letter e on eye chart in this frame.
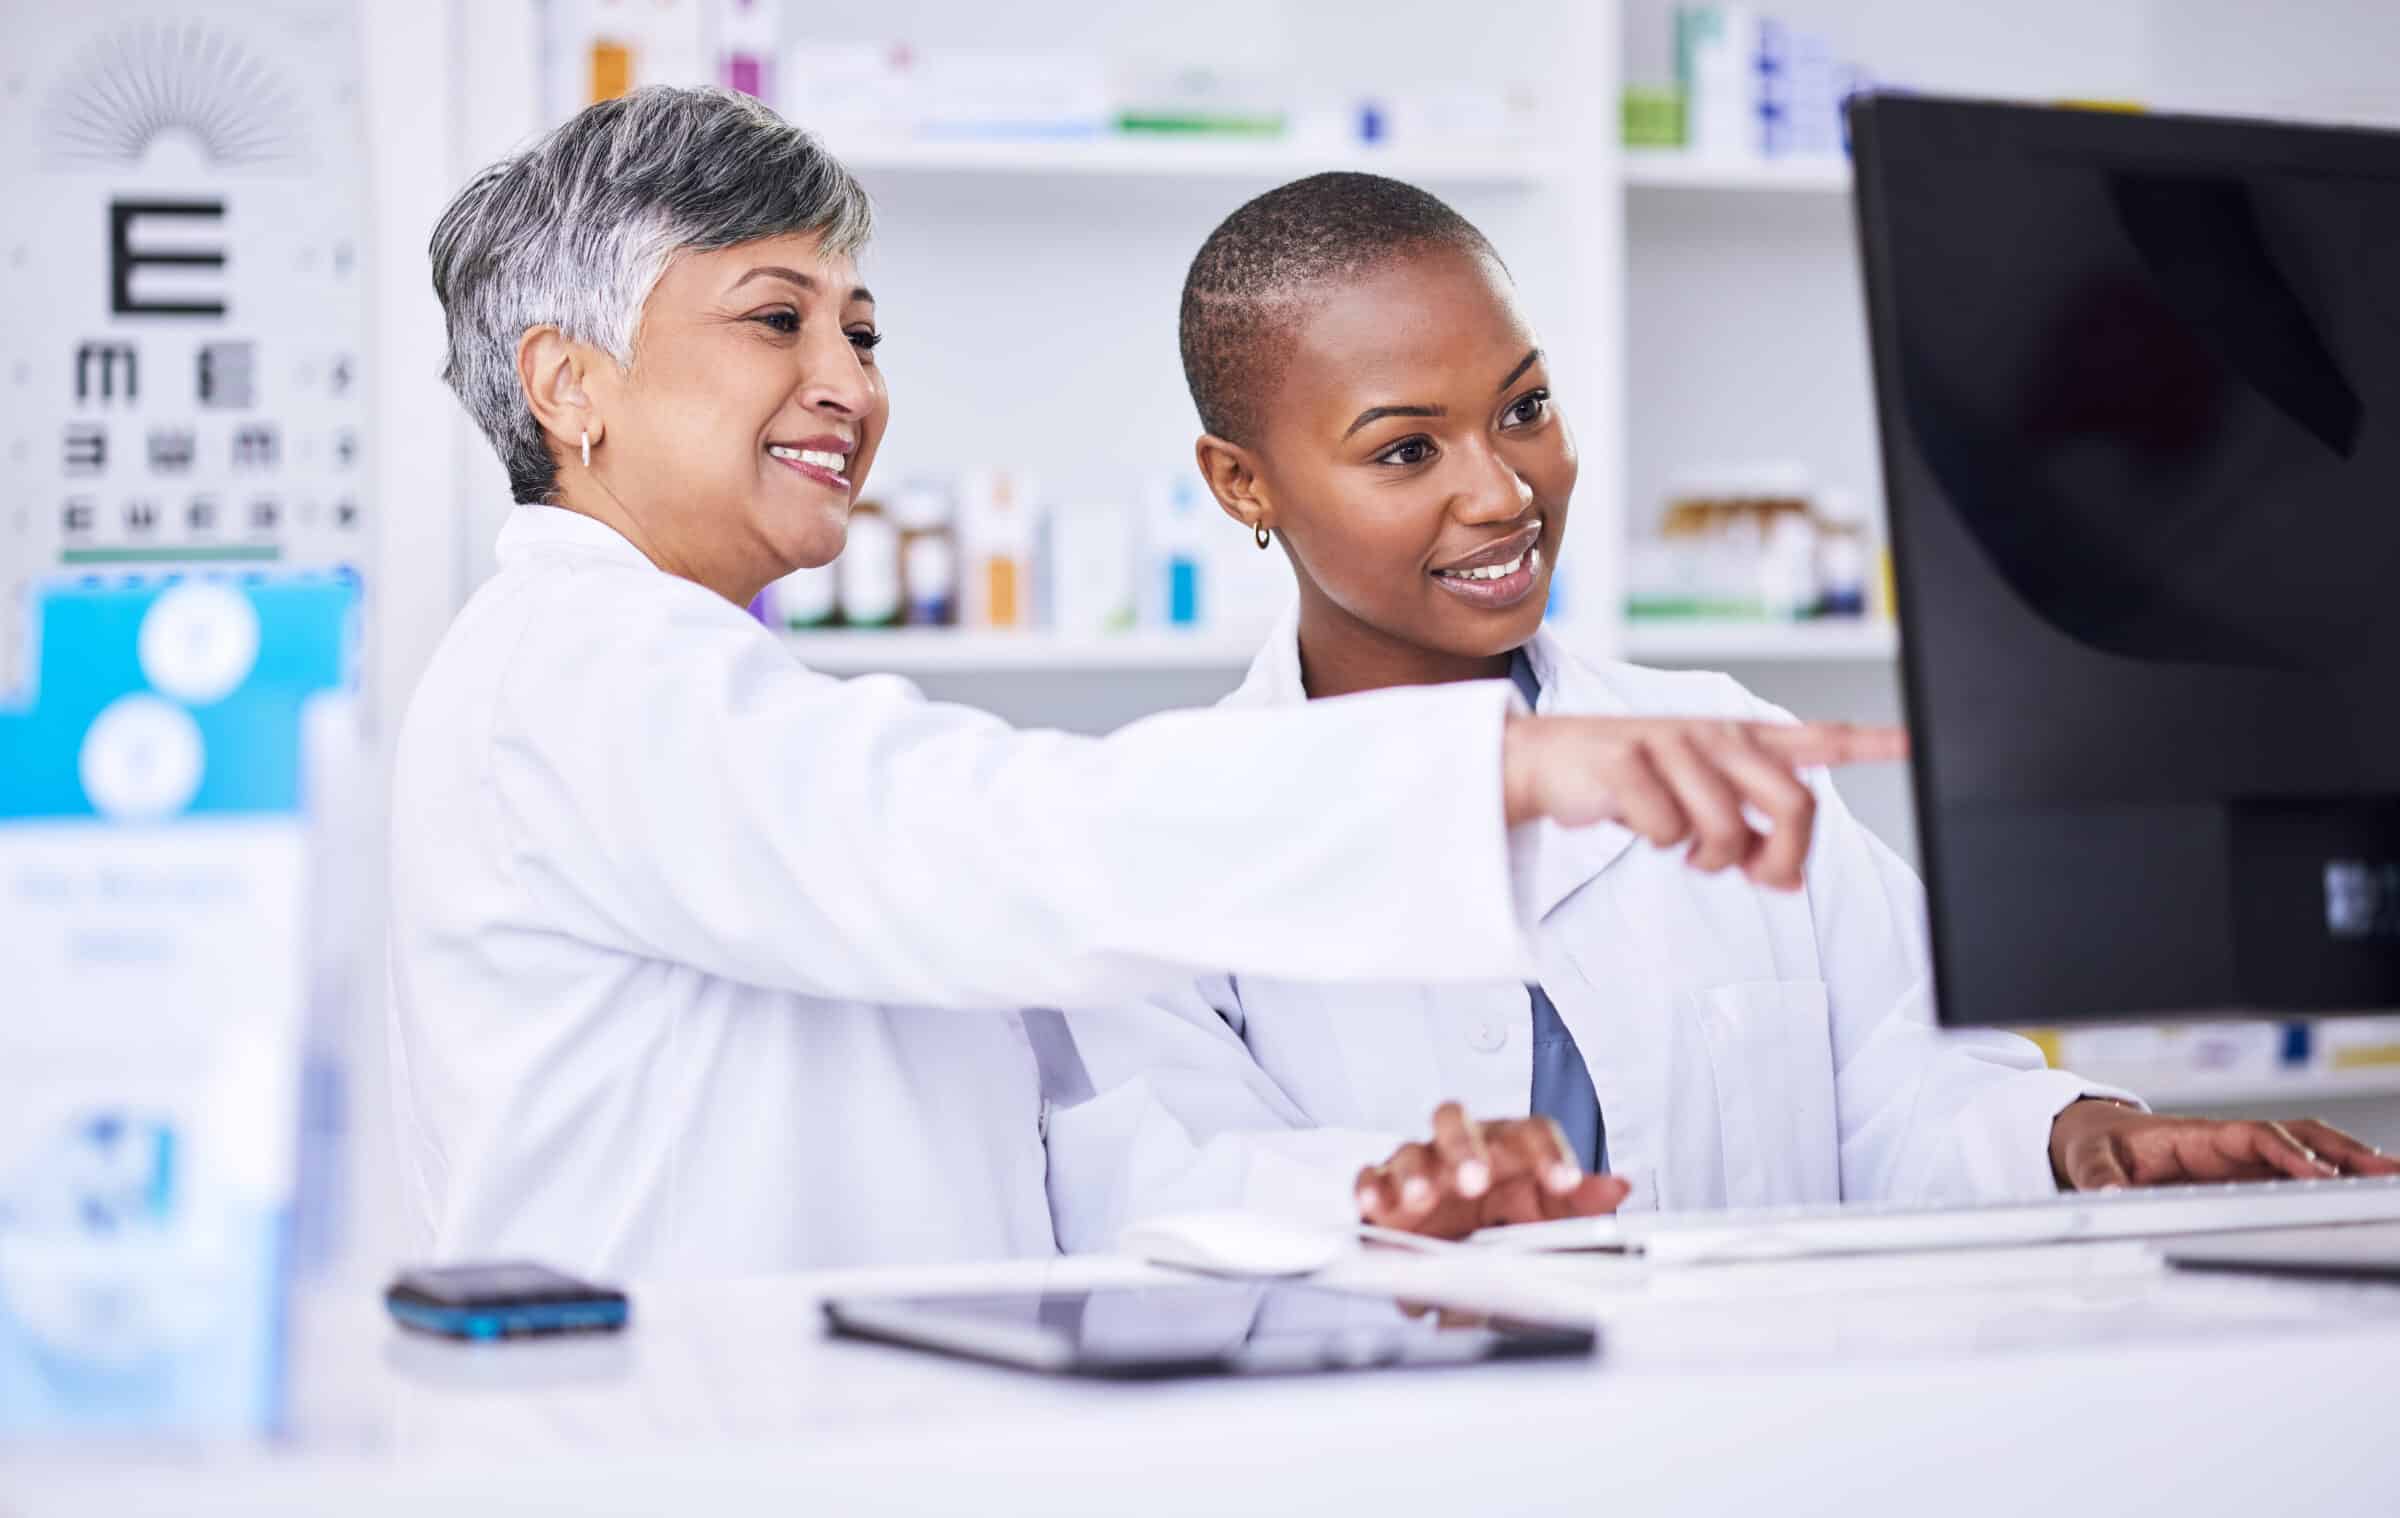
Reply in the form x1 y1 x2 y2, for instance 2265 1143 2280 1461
0 6 372 684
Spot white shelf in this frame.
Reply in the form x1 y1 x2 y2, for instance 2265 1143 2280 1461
833 136 1556 186
1622 619 1897 664
2073 1065 2400 1110
787 622 1900 674
784 628 1261 674
1621 150 1853 194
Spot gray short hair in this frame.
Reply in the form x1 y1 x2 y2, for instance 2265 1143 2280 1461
430 86 874 504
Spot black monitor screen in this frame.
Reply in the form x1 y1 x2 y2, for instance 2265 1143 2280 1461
1852 95 2400 1025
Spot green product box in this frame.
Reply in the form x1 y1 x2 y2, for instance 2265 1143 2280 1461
1622 85 1687 148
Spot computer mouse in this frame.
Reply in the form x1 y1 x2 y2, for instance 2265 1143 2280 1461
1116 1209 1352 1278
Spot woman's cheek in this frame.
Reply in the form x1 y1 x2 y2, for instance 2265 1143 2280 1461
1328 527 1410 605
853 371 889 494
851 424 884 498
1547 421 1580 495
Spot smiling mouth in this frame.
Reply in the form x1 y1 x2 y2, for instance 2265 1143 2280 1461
1428 520 1546 610
767 443 851 490
1430 519 1543 578
1433 544 1536 582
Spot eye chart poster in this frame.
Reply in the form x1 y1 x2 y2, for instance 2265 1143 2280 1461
0 1 370 691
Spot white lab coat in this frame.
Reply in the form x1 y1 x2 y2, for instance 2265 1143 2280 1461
387 506 1551 1281
1047 610 2139 1251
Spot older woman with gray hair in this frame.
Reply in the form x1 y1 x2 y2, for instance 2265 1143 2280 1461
390 85 1892 1279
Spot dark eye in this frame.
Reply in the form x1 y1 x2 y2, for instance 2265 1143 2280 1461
1504 389 1550 428
848 328 883 353
754 309 801 335
1376 436 1435 467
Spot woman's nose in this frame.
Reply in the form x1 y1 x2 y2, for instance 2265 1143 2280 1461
1454 446 1534 525
796 332 876 417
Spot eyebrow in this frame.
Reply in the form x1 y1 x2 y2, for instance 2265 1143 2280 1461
1338 347 1546 440
1495 347 1542 393
1343 402 1446 440
730 265 875 304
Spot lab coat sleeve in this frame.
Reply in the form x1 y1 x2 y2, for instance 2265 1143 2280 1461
1731 683 2145 1204
487 573 1534 1009
1043 980 1408 1252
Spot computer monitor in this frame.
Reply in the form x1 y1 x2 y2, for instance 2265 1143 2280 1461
1849 94 2400 1028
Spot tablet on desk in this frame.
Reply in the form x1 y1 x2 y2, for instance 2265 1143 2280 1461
821 1281 1596 1380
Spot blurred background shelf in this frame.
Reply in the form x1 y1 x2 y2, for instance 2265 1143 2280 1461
1621 618 1897 663
835 137 1558 185
2074 1064 2400 1112
784 620 1902 676
788 619 1902 675
1621 149 1854 193
784 628 1263 674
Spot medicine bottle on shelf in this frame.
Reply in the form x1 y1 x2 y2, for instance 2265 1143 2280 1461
1047 502 1136 636
1760 509 1818 621
837 502 904 628
891 480 958 627
768 563 838 629
1144 474 1208 628
960 470 1037 630
1813 487 1871 619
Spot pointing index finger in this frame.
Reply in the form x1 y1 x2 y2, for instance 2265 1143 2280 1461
1750 722 1909 768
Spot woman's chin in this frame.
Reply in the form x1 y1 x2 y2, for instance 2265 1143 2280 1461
1439 591 1550 659
767 503 851 572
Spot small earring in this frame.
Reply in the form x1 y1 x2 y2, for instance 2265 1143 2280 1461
1255 522 1272 550
580 430 592 469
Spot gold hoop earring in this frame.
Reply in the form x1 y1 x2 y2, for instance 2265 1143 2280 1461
580 430 592 469
1255 523 1272 550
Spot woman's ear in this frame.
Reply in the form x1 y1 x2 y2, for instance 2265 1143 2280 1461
516 325 603 462
1193 433 1274 537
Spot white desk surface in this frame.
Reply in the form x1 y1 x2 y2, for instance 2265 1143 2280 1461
12 1234 2400 1517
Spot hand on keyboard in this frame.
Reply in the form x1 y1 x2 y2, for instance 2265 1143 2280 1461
2049 1100 2400 1191
1355 1101 1628 1240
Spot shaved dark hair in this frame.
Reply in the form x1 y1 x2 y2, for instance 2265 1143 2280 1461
1178 171 1503 447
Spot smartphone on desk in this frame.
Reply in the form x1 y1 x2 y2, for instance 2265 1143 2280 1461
822 1280 1596 1380
386 1261 629 1341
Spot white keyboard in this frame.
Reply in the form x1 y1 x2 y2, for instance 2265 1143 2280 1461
1468 1174 2400 1265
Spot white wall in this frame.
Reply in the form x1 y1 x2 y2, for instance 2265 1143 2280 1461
349 0 466 1280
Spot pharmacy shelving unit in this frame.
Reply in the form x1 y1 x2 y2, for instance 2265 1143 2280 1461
429 1 1900 688
1622 617 1895 663
802 140 1867 683
784 628 1262 674
785 148 1885 682
1609 43 1911 843
1621 148 1854 194
784 617 1900 675
782 616 1907 683
431 1 1902 791
745 2 1628 719
834 137 1562 186
1613 144 1880 674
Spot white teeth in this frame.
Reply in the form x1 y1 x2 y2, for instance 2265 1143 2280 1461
1439 546 1535 582
768 445 849 474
